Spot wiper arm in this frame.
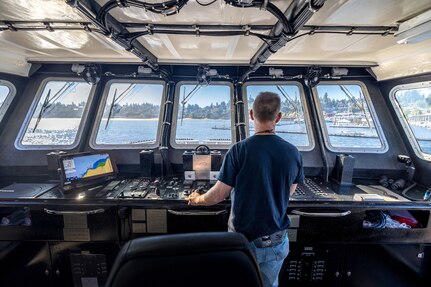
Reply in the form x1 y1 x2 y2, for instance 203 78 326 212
339 85 373 132
32 89 51 132
105 84 137 129
113 83 136 104
276 86 302 127
180 84 201 125
105 88 118 130
31 82 77 132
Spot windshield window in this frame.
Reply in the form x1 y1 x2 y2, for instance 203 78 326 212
19 80 92 147
0 85 10 109
246 84 313 150
0 83 12 123
392 84 431 158
315 84 386 152
174 84 232 146
93 82 163 146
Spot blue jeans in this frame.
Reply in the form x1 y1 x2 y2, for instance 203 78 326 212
248 235 289 287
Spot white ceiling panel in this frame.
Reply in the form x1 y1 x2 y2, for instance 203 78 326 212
308 0 431 26
372 39 431 80
271 33 398 62
0 0 430 80
136 33 263 63
0 30 135 61
0 0 84 21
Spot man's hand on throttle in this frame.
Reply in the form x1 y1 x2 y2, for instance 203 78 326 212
187 191 204 205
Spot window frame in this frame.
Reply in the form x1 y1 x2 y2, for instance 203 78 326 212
0 80 16 124
390 81 431 161
243 81 315 152
313 81 388 153
15 77 96 150
170 81 235 149
90 79 166 150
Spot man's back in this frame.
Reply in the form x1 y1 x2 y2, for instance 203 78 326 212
218 134 304 241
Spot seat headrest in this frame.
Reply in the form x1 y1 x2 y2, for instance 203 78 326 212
106 232 263 287
123 231 250 259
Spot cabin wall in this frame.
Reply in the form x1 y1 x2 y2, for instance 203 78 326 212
379 73 431 186
0 72 63 176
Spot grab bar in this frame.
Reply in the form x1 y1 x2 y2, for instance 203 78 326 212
168 209 227 216
291 209 351 217
44 208 105 215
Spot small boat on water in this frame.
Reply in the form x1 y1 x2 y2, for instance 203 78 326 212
212 125 231 130
331 131 367 138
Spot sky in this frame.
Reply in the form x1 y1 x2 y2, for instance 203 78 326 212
178 84 365 108
316 84 363 100
396 87 431 97
180 84 303 108
37 81 164 106
180 84 231 107
246 85 300 108
107 83 164 105
38 81 92 105
247 85 299 98
32 81 367 111
0 85 10 104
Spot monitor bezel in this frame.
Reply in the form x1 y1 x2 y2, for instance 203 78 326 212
58 151 118 190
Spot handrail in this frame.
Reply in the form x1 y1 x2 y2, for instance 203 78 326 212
168 209 227 216
44 208 105 215
291 209 351 217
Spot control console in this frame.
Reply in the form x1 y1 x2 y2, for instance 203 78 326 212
114 177 215 200
112 177 342 201
292 178 342 201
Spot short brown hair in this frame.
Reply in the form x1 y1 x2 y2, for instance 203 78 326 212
252 92 281 122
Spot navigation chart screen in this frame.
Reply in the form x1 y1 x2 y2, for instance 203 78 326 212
62 153 114 182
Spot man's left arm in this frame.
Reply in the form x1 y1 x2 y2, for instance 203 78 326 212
188 180 233 206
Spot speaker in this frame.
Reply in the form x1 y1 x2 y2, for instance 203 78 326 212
332 154 355 186
140 150 154 177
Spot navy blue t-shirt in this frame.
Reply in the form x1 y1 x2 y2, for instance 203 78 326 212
218 134 304 241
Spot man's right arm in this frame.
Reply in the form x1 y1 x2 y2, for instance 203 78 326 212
290 183 297 196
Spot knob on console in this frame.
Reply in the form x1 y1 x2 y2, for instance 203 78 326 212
196 186 206 195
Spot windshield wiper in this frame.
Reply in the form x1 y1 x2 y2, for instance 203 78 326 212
105 88 118 130
32 82 76 132
180 84 201 125
33 89 51 132
104 84 136 129
339 85 373 132
276 85 302 127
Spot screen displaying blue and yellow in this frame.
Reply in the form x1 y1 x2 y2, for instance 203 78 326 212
62 153 113 182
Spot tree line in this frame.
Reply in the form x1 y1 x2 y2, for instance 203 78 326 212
35 101 233 119
395 89 431 116
180 101 230 119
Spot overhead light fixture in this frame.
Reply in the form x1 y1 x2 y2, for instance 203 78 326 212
138 66 152 75
331 67 348 77
395 9 431 44
269 68 284 78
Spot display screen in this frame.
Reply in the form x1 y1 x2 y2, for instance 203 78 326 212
62 153 114 182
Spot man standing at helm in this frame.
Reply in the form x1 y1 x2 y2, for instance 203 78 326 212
188 91 304 287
